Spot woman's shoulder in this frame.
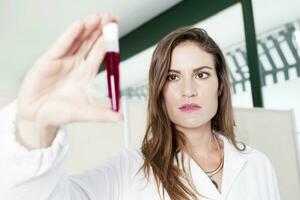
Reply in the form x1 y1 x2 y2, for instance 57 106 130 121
231 141 275 171
242 145 272 164
218 133 274 168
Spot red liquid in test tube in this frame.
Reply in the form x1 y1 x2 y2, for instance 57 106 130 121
104 52 120 111
103 23 120 112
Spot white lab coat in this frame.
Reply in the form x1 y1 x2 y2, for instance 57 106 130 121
0 100 280 200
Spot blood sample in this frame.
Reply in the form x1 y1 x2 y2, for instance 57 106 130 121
102 22 120 112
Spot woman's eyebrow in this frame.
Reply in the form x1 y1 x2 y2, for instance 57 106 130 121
193 66 213 71
168 69 181 73
168 66 213 73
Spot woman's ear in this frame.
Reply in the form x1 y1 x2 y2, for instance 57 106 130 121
218 83 223 96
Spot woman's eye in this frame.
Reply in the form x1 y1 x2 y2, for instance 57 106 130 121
167 74 179 81
196 72 210 79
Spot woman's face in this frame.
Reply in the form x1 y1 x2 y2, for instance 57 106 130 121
163 41 219 130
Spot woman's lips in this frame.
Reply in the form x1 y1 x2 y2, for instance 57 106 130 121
179 103 202 112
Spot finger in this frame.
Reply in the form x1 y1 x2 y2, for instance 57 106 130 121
78 105 124 122
81 14 101 38
66 32 85 56
67 59 90 82
75 29 101 59
100 13 119 27
44 20 84 59
85 35 106 77
84 14 119 77
52 14 118 80
72 13 118 59
44 14 102 59
68 14 102 56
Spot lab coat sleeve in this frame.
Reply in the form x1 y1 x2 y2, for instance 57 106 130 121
261 154 280 200
0 100 126 200
265 156 281 200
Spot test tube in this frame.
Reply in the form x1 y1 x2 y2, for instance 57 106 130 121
102 22 120 112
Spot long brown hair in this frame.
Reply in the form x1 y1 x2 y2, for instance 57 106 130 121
140 27 244 200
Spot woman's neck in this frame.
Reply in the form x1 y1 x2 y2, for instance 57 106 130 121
177 122 217 157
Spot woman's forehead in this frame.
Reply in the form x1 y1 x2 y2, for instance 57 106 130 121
170 41 215 71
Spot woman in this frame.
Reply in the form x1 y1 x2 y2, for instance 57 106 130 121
0 14 280 200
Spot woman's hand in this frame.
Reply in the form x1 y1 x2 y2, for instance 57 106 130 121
16 14 123 149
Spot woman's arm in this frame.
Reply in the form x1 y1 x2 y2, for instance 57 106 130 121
15 13 122 151
0 13 124 200
0 101 71 199
0 101 131 200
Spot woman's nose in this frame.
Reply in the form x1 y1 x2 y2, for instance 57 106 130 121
181 79 198 98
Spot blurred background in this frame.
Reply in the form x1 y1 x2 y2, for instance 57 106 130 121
1 0 300 199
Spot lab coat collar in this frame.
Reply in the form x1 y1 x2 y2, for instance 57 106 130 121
177 132 247 200
217 133 247 199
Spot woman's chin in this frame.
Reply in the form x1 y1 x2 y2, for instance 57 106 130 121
174 119 210 130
